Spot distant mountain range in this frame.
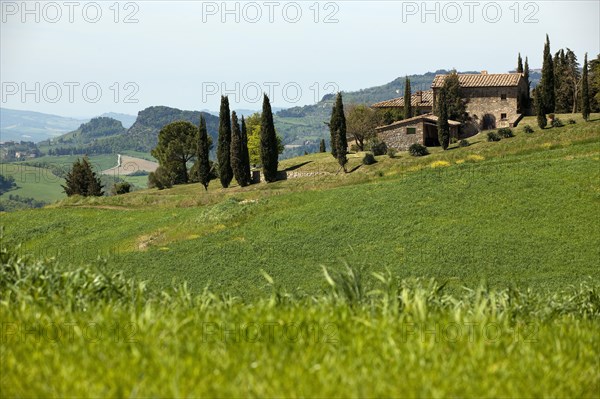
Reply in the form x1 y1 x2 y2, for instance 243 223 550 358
0 108 137 143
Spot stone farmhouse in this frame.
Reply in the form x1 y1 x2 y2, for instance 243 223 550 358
373 71 529 150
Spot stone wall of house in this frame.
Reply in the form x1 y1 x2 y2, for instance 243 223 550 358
433 81 528 130
376 123 424 150
462 86 520 128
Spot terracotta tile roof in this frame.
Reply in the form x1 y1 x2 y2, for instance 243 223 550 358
372 90 434 108
431 73 523 88
375 113 461 131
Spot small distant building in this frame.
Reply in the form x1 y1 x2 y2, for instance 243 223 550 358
375 113 460 150
372 90 434 114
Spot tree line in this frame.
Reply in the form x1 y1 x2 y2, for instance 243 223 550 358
149 93 282 191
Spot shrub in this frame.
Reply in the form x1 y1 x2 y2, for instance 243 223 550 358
497 128 514 138
111 182 131 195
367 137 387 156
551 118 564 128
568 118 576 124
362 153 377 165
487 132 501 142
459 139 469 147
522 124 534 133
408 143 429 157
148 166 174 190
387 148 397 158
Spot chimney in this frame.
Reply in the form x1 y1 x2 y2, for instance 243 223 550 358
416 91 423 103
481 70 488 75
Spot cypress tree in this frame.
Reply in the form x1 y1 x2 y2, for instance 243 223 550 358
62 157 103 197
230 111 248 187
517 53 524 73
196 114 211 191
319 138 326 153
260 94 279 182
535 88 547 129
437 88 450 150
541 34 555 113
217 95 233 188
404 76 413 119
582 53 591 121
240 116 252 185
331 93 348 171
329 100 338 158
524 56 531 101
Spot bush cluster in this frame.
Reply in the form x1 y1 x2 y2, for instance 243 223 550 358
408 143 429 157
487 132 501 142
362 153 377 165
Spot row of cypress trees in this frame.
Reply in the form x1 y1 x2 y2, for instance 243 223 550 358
209 93 279 190
537 35 591 121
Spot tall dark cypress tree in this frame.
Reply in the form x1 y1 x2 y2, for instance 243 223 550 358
329 100 338 158
404 76 413 119
437 88 450 150
541 34 555 113
260 94 279 183
230 111 247 187
217 95 233 188
535 88 547 129
524 56 531 101
517 53 524 73
319 138 326 153
331 93 348 171
240 116 252 185
582 53 591 121
196 114 211 191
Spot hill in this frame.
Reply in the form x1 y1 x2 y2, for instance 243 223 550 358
2 113 597 295
122 106 220 152
0 108 88 142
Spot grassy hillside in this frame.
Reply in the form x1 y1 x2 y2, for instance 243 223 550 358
2 114 598 297
1 113 598 398
0 164 64 203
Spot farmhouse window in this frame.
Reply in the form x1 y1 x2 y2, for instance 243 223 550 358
500 113 507 120
406 127 416 135
501 94 507 100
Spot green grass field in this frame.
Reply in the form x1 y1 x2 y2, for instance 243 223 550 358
1 113 599 397
0 164 65 203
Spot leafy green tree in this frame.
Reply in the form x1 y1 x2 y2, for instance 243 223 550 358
217 96 233 188
535 88 547 129
260 94 279 182
230 111 249 187
541 34 555 113
330 93 348 171
62 157 104 196
151 121 198 184
240 116 252 185
345 104 377 151
437 88 450 150
148 166 174 190
439 71 466 122
517 53 524 73
246 112 283 166
196 114 211 190
404 76 413 119
582 53 591 121
319 138 326 153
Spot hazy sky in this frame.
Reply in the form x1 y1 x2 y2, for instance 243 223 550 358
1 0 598 117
